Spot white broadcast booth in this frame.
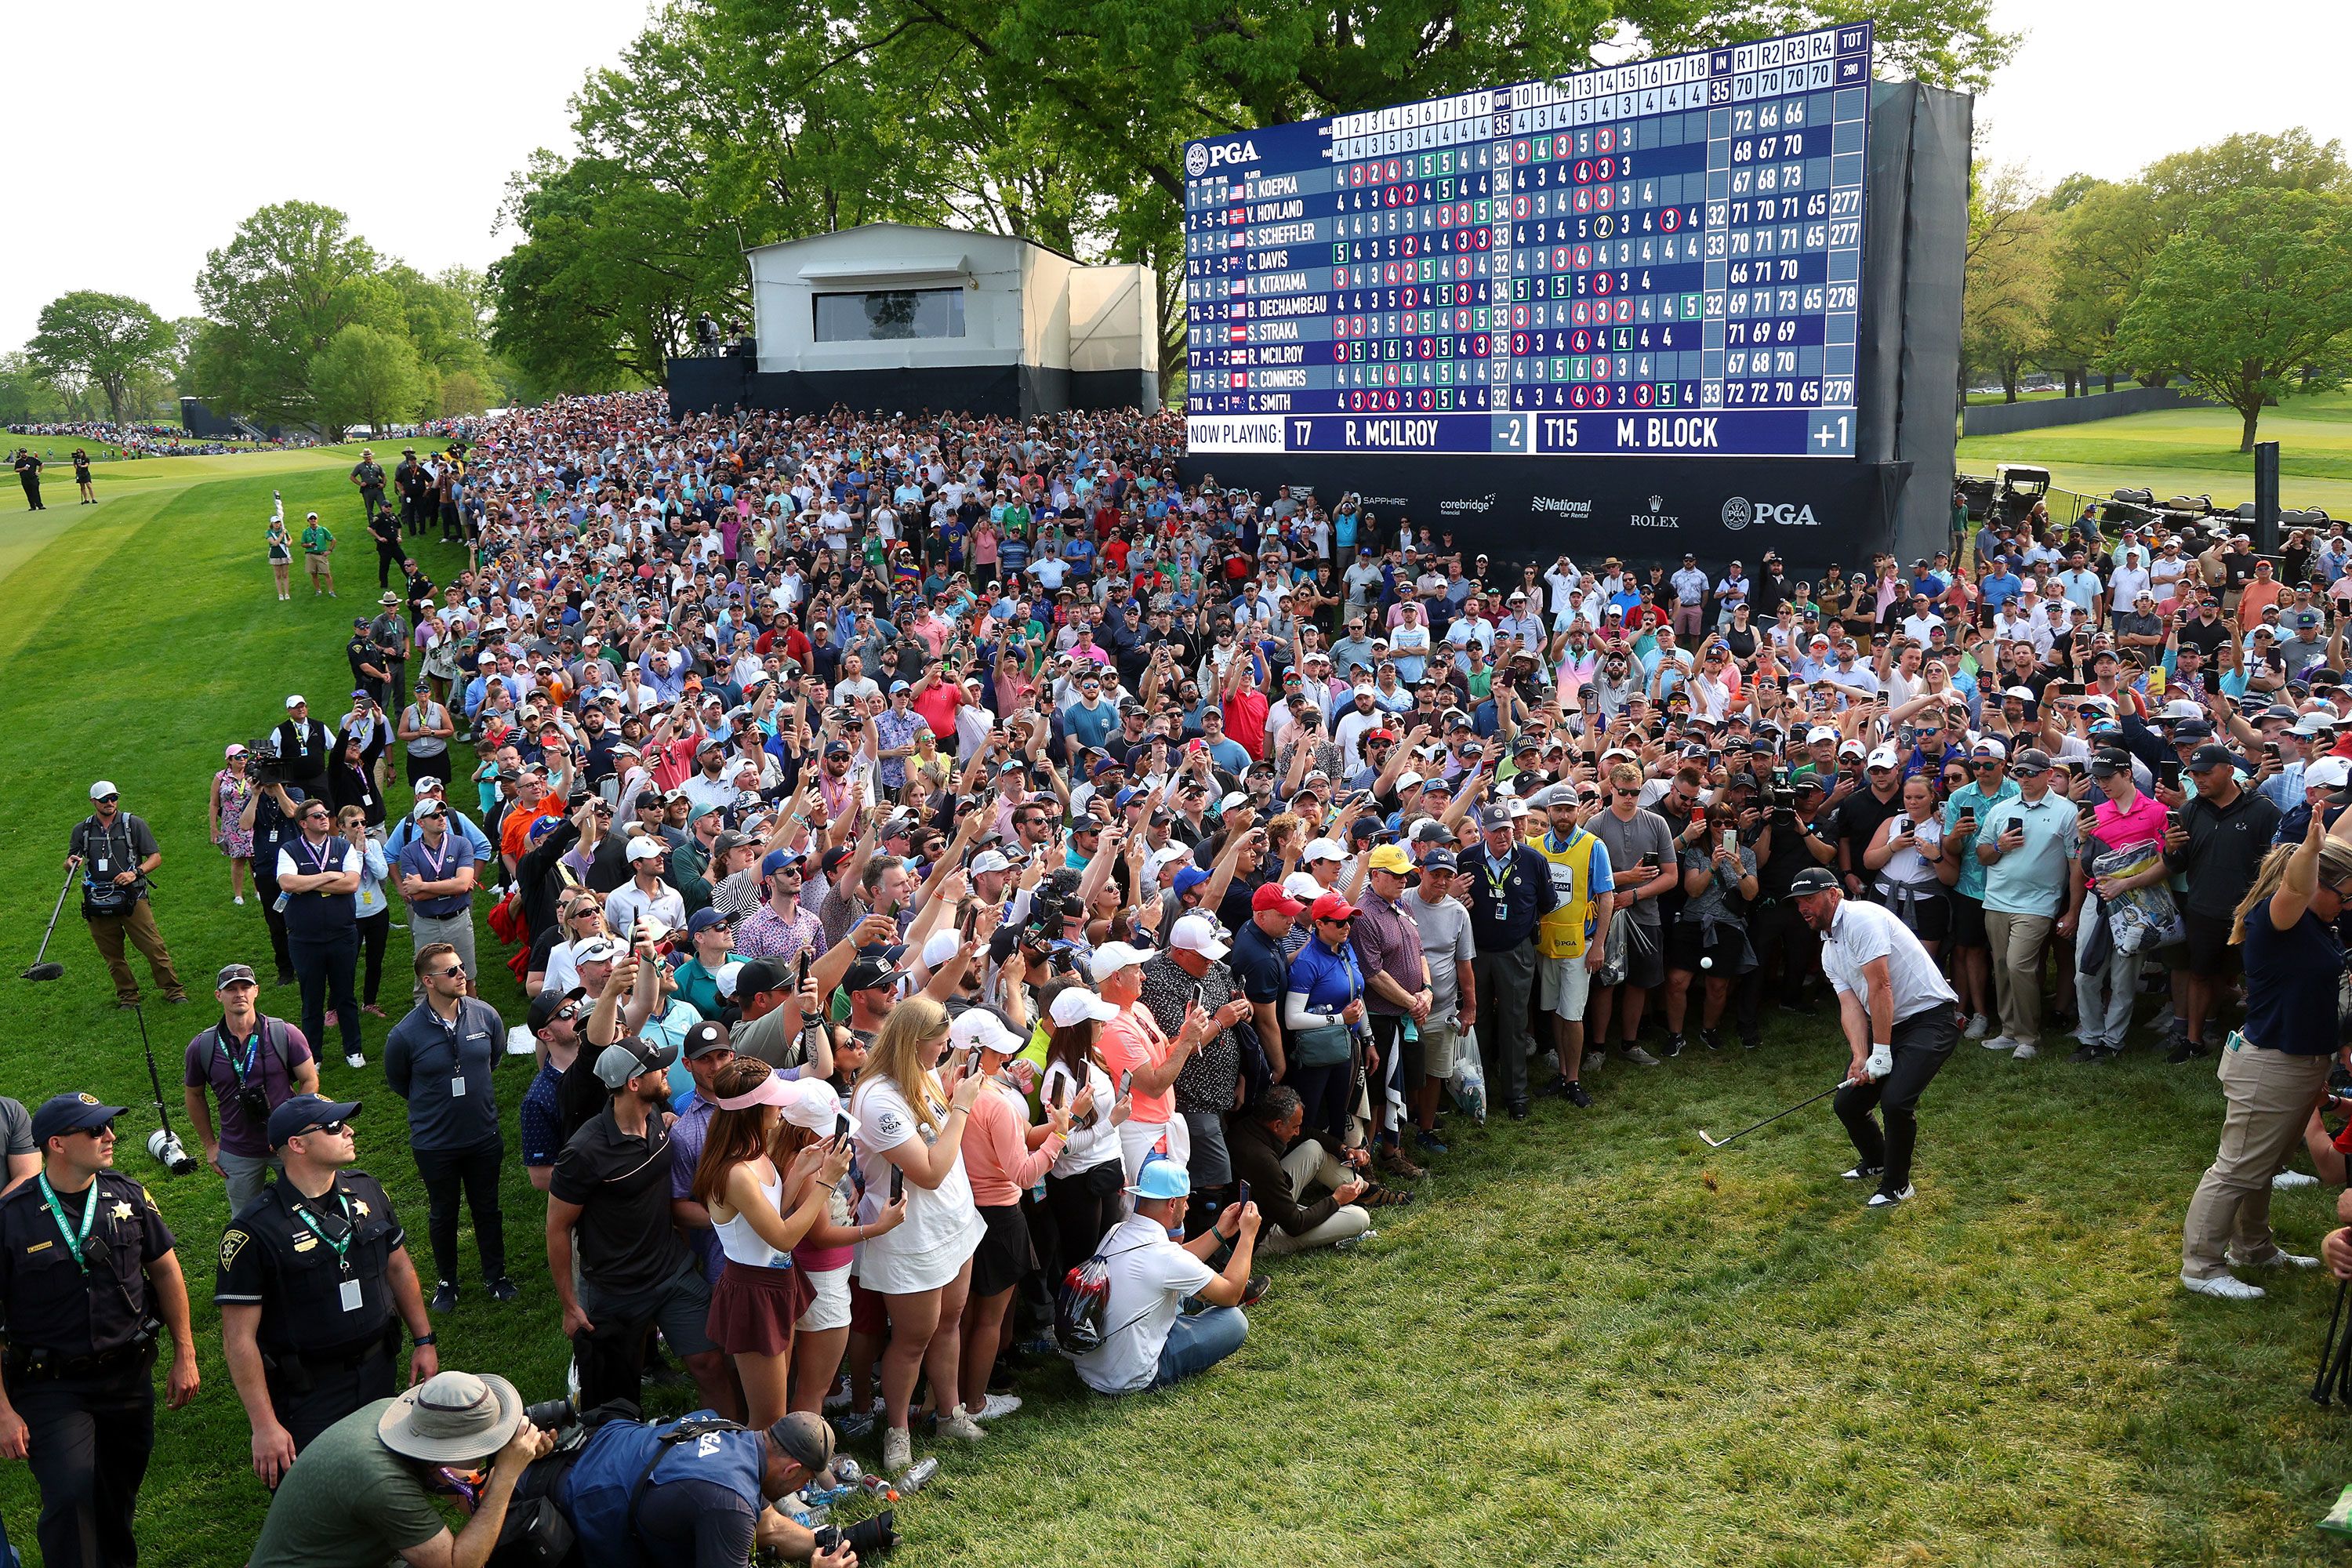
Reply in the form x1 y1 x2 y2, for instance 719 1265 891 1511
739 223 1159 416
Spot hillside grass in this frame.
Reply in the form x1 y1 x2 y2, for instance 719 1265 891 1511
1957 392 2352 518
0 450 2349 1563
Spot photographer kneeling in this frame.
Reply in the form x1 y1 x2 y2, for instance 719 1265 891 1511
557 1407 879 1567
247 1369 551 1568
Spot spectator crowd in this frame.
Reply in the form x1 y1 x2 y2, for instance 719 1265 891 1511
22 386 2352 1566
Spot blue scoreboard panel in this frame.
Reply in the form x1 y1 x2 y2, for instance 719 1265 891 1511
1181 23 1874 459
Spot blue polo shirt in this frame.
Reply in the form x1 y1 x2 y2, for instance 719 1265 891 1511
1979 788 2080 917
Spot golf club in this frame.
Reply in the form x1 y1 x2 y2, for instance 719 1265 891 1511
128 1005 198 1176
21 864 72 982
1697 1078 1857 1149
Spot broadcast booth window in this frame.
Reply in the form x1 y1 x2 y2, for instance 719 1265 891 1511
813 289 966 343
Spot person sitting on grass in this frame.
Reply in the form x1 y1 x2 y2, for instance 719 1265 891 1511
1225 1084 1389 1254
1073 1158 1264 1396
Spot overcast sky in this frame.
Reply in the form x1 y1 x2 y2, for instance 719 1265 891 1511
3 0 2348 354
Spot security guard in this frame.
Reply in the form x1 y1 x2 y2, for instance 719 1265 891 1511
0 1093 200 1568
218 1095 434 1485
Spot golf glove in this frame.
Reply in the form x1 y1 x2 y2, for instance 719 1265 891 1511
1865 1044 1893 1080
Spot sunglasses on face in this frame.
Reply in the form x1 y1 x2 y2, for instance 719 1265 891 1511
296 1120 351 1138
72 1123 115 1139
432 962 466 978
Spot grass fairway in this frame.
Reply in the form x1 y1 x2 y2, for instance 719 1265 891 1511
1957 392 2352 518
4 451 2352 1565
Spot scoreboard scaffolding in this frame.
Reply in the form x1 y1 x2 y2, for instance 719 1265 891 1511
1181 22 1875 459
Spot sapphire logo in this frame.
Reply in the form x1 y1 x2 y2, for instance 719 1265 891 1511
1722 497 1753 531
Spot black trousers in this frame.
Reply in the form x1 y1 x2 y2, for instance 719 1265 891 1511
1734 899 1818 1044
376 540 405 589
18 475 41 511
289 928 361 1061
414 1136 506 1284
270 1342 396 1455
1289 1058 1352 1149
1043 1162 1125 1282
357 908 390 1007
17 1352 154 1568
1833 1005 1959 1196
258 891 294 980
400 494 425 535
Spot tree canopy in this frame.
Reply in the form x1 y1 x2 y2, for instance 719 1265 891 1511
26 291 178 428
488 0 2016 394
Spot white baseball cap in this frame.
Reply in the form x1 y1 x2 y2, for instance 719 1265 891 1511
1283 871 1324 901
1168 913 1229 962
948 1007 1025 1057
1865 746 1900 770
1300 838 1347 865
1087 942 1153 984
2308 757 2352 790
285 694 307 710
1049 987 1123 1027
625 837 665 863
89 779 118 800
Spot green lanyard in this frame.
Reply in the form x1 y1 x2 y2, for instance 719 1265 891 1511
36 1173 98 1276
291 1190 355 1272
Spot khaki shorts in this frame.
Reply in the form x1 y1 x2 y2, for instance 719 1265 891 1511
1538 953 1593 1022
1419 1022 1461 1079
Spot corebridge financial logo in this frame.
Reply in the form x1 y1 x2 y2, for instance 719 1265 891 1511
1438 493 1497 517
1720 497 1821 531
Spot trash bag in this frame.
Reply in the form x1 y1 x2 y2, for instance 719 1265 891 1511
1446 1029 1487 1125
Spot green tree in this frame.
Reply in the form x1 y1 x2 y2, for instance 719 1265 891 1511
499 0 2015 391
437 368 492 418
309 325 427 439
192 201 393 428
25 291 177 428
1962 164 2049 401
2114 188 2352 452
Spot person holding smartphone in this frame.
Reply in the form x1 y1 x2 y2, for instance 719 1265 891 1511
847 996 989 1475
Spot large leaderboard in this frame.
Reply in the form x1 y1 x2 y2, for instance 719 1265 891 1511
1182 23 1873 460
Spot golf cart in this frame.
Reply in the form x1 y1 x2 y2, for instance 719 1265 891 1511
1954 464 2054 527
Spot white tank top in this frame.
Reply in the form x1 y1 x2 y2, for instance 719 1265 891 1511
713 1164 791 1269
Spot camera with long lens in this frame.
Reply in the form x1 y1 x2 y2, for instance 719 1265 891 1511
245 735 287 786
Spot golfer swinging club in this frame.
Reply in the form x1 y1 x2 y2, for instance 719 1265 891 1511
1788 866 1961 1208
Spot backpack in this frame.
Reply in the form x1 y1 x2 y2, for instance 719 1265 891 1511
560 1412 758 1568
1053 1237 1156 1358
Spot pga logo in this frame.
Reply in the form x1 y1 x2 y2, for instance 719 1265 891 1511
1720 497 1818 531
1188 140 1261 178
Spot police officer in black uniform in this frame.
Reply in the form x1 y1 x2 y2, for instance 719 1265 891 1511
348 448 386 524
0 1093 200 1568
394 448 427 537
218 1095 435 1486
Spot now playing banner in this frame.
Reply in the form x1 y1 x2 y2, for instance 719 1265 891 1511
1180 452 1906 572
